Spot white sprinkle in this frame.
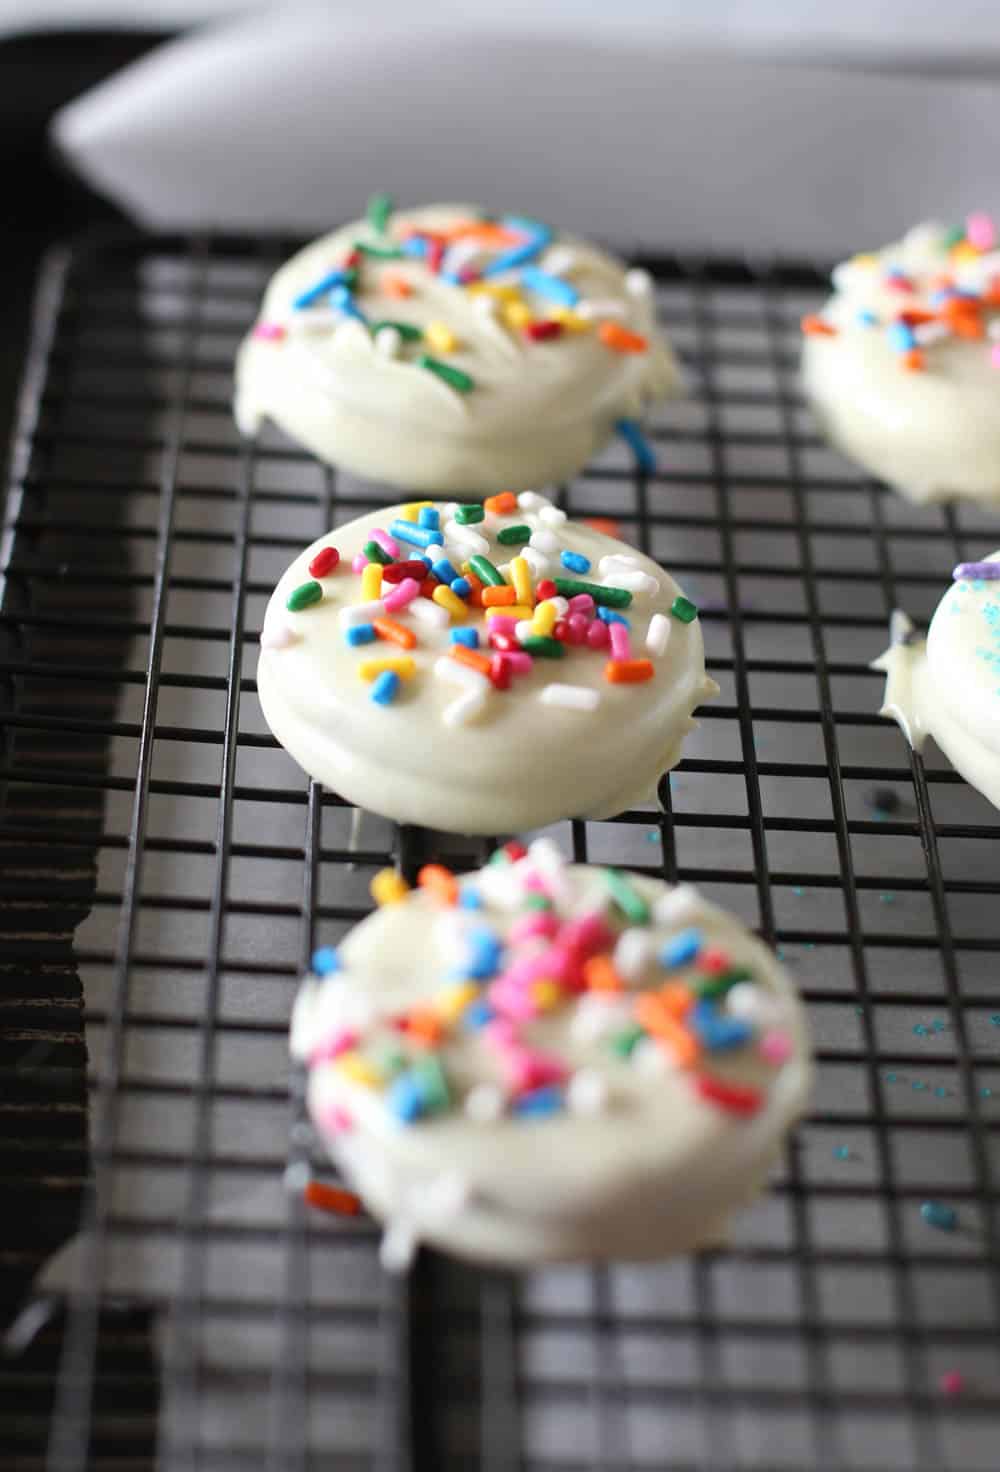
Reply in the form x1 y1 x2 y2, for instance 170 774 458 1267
260 619 297 650
435 656 489 691
528 836 575 906
332 318 371 351
726 981 780 1027
606 569 659 595
442 238 482 277
413 1171 470 1221
374 325 402 358
287 308 339 335
380 1218 418 1274
408 596 449 628
567 1069 608 1117
598 553 639 574
529 528 560 554
518 491 548 510
464 1083 506 1122
515 620 534 642
539 505 568 527
652 883 702 926
542 245 578 276
989 320 1000 342
913 321 951 347
539 683 601 712
613 927 653 982
473 293 497 319
577 299 628 321
442 690 486 727
645 612 671 657
338 599 386 629
521 546 551 576
633 1037 673 1077
570 994 631 1042
548 596 570 617
477 863 529 909
625 268 653 297
444 521 490 556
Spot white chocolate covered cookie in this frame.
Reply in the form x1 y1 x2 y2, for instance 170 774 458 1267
291 847 813 1268
258 496 717 834
802 214 1000 504
235 198 680 492
873 555 1000 809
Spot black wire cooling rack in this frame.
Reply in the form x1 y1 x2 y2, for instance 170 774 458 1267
2 230 1000 1472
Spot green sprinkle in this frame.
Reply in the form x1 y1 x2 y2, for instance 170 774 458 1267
417 353 475 393
469 554 505 587
414 1054 450 1114
670 594 699 624
370 320 423 342
363 539 393 566
497 524 532 546
604 868 650 924
374 1044 408 1077
455 504 485 525
286 580 323 612
693 967 752 1000
553 577 632 609
942 224 966 248
610 1023 646 1058
520 636 565 658
366 192 393 234
354 240 403 260
525 895 553 911
982 1087 993 1099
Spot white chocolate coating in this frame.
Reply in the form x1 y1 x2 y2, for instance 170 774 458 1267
291 857 813 1267
235 204 680 493
802 221 1000 504
873 558 1000 808
257 498 718 834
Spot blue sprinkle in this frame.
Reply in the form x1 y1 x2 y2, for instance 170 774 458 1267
451 577 472 598
512 1085 563 1118
330 283 367 323
293 268 355 309
370 670 400 706
402 236 428 258
459 886 483 909
832 1145 851 1161
391 519 442 549
689 997 752 1052
615 417 657 474
388 1073 425 1123
597 606 630 626
913 1023 929 1037
886 321 916 353
460 927 504 980
855 309 879 327
418 506 440 531
520 264 580 308
432 557 460 584
463 998 495 1029
792 886 805 897
660 928 702 970
982 1087 993 1099
502 214 552 239
912 1080 928 1092
934 1087 949 1099
311 946 341 977
932 1019 947 1033
920 1200 958 1232
885 1072 898 1083
481 224 552 278
345 623 376 647
990 1015 1000 1028
561 549 592 575
451 628 479 649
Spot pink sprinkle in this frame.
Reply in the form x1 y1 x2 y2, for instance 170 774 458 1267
318 1102 354 1134
352 551 368 573
487 981 540 1021
759 1029 793 1065
885 274 914 293
609 622 631 660
501 1048 568 1095
370 528 400 558
253 321 286 341
586 620 610 649
501 650 533 675
509 912 560 945
260 620 296 651
564 614 589 645
382 577 421 612
568 593 595 616
559 911 615 960
967 211 996 251
484 1018 519 1051
308 1028 359 1065
488 615 518 636
990 344 1000 370
940 1370 964 1397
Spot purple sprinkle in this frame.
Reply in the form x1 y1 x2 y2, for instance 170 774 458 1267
953 562 1000 582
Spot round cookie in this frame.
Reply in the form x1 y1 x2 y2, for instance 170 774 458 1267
235 198 680 493
802 215 1000 504
258 495 718 834
291 846 813 1268
873 555 1000 809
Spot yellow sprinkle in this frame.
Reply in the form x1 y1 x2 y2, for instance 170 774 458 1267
851 253 878 268
358 655 416 681
371 867 411 907
551 305 591 333
502 300 532 330
467 282 522 302
532 979 563 1012
951 241 981 264
425 321 458 353
485 603 532 621
434 981 480 1023
401 500 434 522
361 563 383 600
432 584 468 622
335 1051 383 1088
531 599 558 636
510 555 532 605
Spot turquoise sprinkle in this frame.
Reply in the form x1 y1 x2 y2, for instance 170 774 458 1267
920 1201 958 1232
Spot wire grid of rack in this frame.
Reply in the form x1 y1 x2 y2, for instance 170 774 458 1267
1 229 1000 1472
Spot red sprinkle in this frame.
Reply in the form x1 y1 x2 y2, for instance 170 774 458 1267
698 947 732 975
553 619 571 641
695 1074 763 1117
426 238 446 273
304 1180 362 1216
343 249 361 270
381 559 428 583
502 841 528 863
536 578 558 601
308 545 340 577
419 575 440 599
489 654 512 690
525 319 564 342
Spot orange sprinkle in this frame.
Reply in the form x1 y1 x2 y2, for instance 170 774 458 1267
482 585 517 607
605 658 655 685
659 982 695 1019
453 222 521 247
450 646 492 676
462 567 486 608
380 271 413 299
800 314 837 338
598 321 649 353
582 517 621 538
583 955 625 993
417 863 459 906
303 1180 362 1217
484 491 518 514
902 348 926 372
898 308 936 327
403 1009 445 1048
942 299 984 339
373 615 416 650
634 995 700 1068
